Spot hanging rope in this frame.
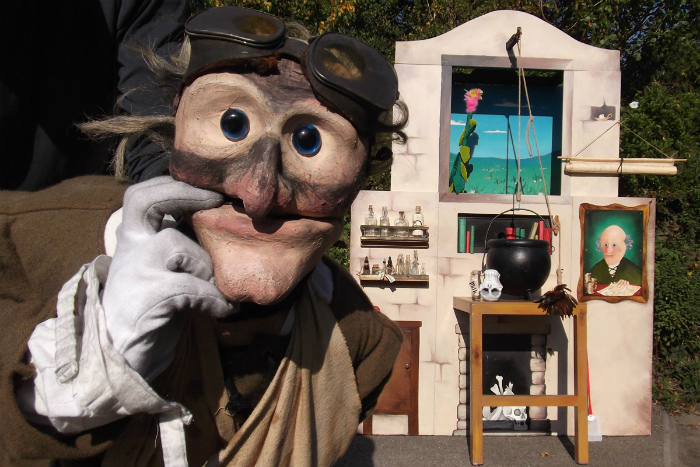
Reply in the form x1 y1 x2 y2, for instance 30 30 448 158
515 31 563 285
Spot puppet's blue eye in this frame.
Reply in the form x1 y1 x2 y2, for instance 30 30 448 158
292 124 321 155
221 109 249 141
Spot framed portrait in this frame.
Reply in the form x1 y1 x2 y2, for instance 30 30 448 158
578 203 649 303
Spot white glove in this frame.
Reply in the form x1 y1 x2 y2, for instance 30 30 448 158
103 176 237 381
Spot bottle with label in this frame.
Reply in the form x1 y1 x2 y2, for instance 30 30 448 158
394 211 409 237
412 206 424 236
405 251 412 275
363 256 371 275
364 205 377 236
386 257 393 275
396 254 404 275
379 206 391 237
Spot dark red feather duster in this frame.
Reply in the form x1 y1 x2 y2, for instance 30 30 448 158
534 284 578 317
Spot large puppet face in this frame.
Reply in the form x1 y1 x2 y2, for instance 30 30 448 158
171 60 368 306
600 225 627 266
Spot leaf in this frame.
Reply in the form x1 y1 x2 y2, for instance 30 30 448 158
458 127 467 146
459 146 471 163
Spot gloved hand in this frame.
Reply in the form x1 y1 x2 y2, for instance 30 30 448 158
103 176 237 381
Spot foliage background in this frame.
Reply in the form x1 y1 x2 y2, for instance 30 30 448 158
191 0 700 411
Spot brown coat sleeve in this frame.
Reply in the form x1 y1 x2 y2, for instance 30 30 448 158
0 176 129 466
324 257 403 421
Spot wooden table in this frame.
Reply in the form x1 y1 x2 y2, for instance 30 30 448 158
453 297 588 465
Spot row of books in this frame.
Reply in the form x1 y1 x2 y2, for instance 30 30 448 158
457 219 553 254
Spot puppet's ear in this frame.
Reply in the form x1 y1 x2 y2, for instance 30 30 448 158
373 146 392 162
367 145 393 176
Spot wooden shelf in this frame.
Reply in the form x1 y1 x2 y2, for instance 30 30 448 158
360 225 429 248
359 274 429 284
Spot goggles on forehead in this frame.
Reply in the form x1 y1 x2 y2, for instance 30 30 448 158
184 6 399 136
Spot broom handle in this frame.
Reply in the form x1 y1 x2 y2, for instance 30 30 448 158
587 355 593 416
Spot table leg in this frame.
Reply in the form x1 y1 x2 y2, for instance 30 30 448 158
469 311 484 465
574 312 589 464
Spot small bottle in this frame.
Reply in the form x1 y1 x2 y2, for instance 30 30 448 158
382 258 387 272
379 206 391 237
364 205 377 237
363 256 371 275
387 257 393 275
405 251 412 275
412 206 424 236
411 250 419 275
394 211 409 237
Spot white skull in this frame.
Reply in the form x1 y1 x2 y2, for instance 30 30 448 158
502 406 527 422
503 406 528 430
479 269 503 301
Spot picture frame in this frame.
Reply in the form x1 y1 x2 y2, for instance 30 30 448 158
578 203 649 303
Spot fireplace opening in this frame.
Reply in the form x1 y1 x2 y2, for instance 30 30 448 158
482 333 532 396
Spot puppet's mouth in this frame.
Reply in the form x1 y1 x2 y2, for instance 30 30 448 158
220 194 304 221
221 194 243 207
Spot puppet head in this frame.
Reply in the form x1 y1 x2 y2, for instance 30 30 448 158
167 7 406 307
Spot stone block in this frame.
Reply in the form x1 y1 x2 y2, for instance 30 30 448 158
531 371 545 385
459 374 469 389
452 429 467 437
459 360 468 375
456 420 467 430
530 384 546 396
530 357 546 372
459 389 468 404
457 333 467 348
531 345 546 358
458 347 467 361
457 403 468 420
528 406 547 419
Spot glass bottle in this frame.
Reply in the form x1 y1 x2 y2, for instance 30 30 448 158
405 251 412 276
386 256 393 275
364 205 377 237
394 211 409 237
362 256 371 275
396 254 404 276
411 250 419 275
379 206 391 237
412 205 424 237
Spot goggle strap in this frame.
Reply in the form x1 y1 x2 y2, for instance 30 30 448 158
275 37 308 63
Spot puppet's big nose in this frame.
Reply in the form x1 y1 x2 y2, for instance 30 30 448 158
225 136 281 219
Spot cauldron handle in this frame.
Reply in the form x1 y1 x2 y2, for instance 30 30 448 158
480 208 551 273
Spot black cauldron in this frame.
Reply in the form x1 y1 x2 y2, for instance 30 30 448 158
485 239 551 299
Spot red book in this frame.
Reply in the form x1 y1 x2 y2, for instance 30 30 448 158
543 227 551 253
538 220 545 241
466 231 471 253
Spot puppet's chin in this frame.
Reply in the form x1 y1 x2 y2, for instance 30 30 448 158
190 205 342 307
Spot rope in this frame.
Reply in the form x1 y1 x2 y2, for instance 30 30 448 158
567 113 677 161
515 32 563 285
